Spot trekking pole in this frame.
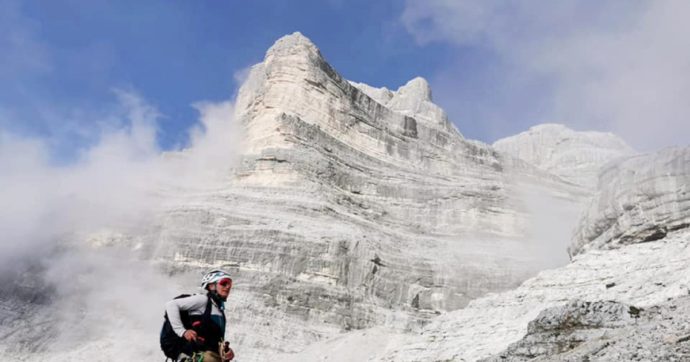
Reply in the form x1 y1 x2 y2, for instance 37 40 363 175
219 340 234 361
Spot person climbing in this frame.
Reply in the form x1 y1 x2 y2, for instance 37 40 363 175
160 269 235 362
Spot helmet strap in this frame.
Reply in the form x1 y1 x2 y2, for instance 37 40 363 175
208 289 227 305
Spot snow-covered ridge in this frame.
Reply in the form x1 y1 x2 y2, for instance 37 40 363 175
493 123 634 188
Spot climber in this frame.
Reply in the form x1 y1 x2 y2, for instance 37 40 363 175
160 269 235 362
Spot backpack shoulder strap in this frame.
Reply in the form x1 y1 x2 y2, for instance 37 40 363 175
204 294 226 328
203 294 213 323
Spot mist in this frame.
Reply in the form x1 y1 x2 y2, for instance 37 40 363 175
0 89 241 359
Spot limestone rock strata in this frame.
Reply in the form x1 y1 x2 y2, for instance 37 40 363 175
278 229 690 361
570 147 690 255
275 145 690 361
349 77 454 133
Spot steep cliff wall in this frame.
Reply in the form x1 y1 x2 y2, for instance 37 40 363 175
570 147 690 255
276 145 690 362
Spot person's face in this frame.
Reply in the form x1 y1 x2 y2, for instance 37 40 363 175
211 277 232 300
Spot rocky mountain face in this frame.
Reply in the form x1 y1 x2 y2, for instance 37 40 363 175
483 297 690 361
571 147 690 255
148 33 589 358
278 146 690 361
493 124 634 189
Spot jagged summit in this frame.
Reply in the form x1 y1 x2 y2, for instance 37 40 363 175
236 32 463 156
349 75 449 131
271 31 313 47
265 31 321 60
266 33 433 103
241 32 455 136
397 77 432 102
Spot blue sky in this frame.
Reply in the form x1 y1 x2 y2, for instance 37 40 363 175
1 0 449 160
2 0 689 162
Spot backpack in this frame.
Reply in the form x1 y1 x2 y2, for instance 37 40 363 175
160 294 213 360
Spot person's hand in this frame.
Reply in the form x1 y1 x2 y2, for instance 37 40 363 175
183 329 198 342
222 347 235 361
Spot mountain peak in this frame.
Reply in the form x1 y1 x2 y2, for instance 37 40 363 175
397 77 432 101
265 32 321 60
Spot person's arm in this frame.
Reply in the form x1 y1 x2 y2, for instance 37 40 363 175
165 294 207 337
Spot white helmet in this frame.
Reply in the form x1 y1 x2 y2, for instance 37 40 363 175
201 269 232 289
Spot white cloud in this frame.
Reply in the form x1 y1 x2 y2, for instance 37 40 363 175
0 89 242 263
402 0 690 151
0 88 241 357
0 90 164 278
233 65 253 88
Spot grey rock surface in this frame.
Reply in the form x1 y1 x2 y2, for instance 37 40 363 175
570 147 690 256
0 268 57 356
484 297 690 362
493 123 634 189
275 144 690 362
279 228 690 362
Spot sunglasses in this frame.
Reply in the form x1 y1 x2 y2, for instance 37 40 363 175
217 278 233 288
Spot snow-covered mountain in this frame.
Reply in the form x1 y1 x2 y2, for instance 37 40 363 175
2 33 687 362
493 123 634 189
